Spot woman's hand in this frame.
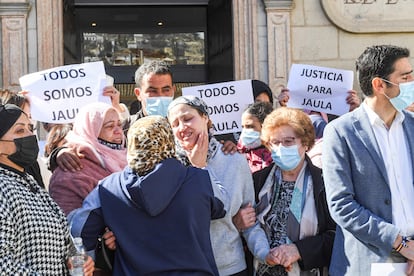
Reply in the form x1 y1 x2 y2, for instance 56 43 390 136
232 203 256 232
278 88 290 107
103 86 125 114
56 147 83 172
83 255 95 276
185 130 208 168
346 89 361 112
270 244 301 270
220 140 237 155
103 228 116 250
67 255 95 276
265 250 280 266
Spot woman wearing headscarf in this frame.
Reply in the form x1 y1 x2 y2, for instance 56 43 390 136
246 108 335 275
0 89 46 188
69 115 226 275
167 96 277 276
0 104 94 275
49 102 127 215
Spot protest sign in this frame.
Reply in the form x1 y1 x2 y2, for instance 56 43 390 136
19 61 109 123
182 79 254 135
286 64 354 116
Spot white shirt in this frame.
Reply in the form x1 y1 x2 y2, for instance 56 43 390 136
363 102 414 236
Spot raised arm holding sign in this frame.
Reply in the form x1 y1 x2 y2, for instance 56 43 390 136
19 61 109 123
286 64 354 116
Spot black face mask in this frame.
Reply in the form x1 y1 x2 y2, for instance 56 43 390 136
2 135 39 168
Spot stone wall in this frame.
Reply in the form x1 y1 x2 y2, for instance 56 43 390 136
241 0 414 98
3 0 414 97
289 0 414 92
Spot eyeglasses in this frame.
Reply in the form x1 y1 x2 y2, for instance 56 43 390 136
268 136 297 147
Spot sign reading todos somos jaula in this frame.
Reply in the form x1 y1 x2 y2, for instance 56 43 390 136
182 79 254 135
287 64 354 116
19 61 109 123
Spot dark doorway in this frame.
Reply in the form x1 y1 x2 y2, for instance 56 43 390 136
207 0 234 83
63 0 234 104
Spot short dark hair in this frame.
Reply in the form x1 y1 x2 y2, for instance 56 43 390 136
252 79 273 104
134 60 173 88
243 101 274 124
356 45 410 97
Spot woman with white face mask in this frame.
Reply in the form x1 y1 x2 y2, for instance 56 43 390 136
250 107 336 276
237 101 274 173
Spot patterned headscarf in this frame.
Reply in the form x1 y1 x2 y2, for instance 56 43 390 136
167 95 209 118
127 115 176 176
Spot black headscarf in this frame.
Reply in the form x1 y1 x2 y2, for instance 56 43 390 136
0 104 23 139
252 79 274 104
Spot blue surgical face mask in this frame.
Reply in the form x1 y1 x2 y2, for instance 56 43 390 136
382 79 414 111
239 128 262 150
145 97 173 117
271 144 301 171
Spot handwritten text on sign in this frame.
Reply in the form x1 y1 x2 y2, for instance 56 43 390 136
286 64 353 116
182 80 254 135
19 61 109 123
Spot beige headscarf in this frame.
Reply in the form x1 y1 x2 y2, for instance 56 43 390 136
127 115 176 176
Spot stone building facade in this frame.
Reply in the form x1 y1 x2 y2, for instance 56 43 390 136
2 0 414 99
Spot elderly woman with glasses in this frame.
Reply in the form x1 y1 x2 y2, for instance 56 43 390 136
237 107 335 276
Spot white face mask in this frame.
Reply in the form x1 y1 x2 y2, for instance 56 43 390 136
270 144 302 171
239 128 262 150
145 97 173 117
381 79 414 111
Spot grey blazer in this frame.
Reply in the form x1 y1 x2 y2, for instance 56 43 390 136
322 106 414 276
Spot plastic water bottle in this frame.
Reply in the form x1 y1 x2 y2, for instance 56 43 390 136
69 237 86 276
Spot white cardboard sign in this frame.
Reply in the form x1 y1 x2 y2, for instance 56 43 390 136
182 79 254 135
19 61 109 123
287 64 354 116
371 263 407 276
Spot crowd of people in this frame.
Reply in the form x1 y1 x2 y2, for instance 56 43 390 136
1 44 414 275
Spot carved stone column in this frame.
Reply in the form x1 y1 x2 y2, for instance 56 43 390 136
233 0 259 80
0 0 30 91
37 0 63 70
264 0 293 99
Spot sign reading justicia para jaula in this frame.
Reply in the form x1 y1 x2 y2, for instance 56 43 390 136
321 0 414 33
286 64 353 116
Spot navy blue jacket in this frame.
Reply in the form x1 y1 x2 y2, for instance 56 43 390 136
69 158 225 275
